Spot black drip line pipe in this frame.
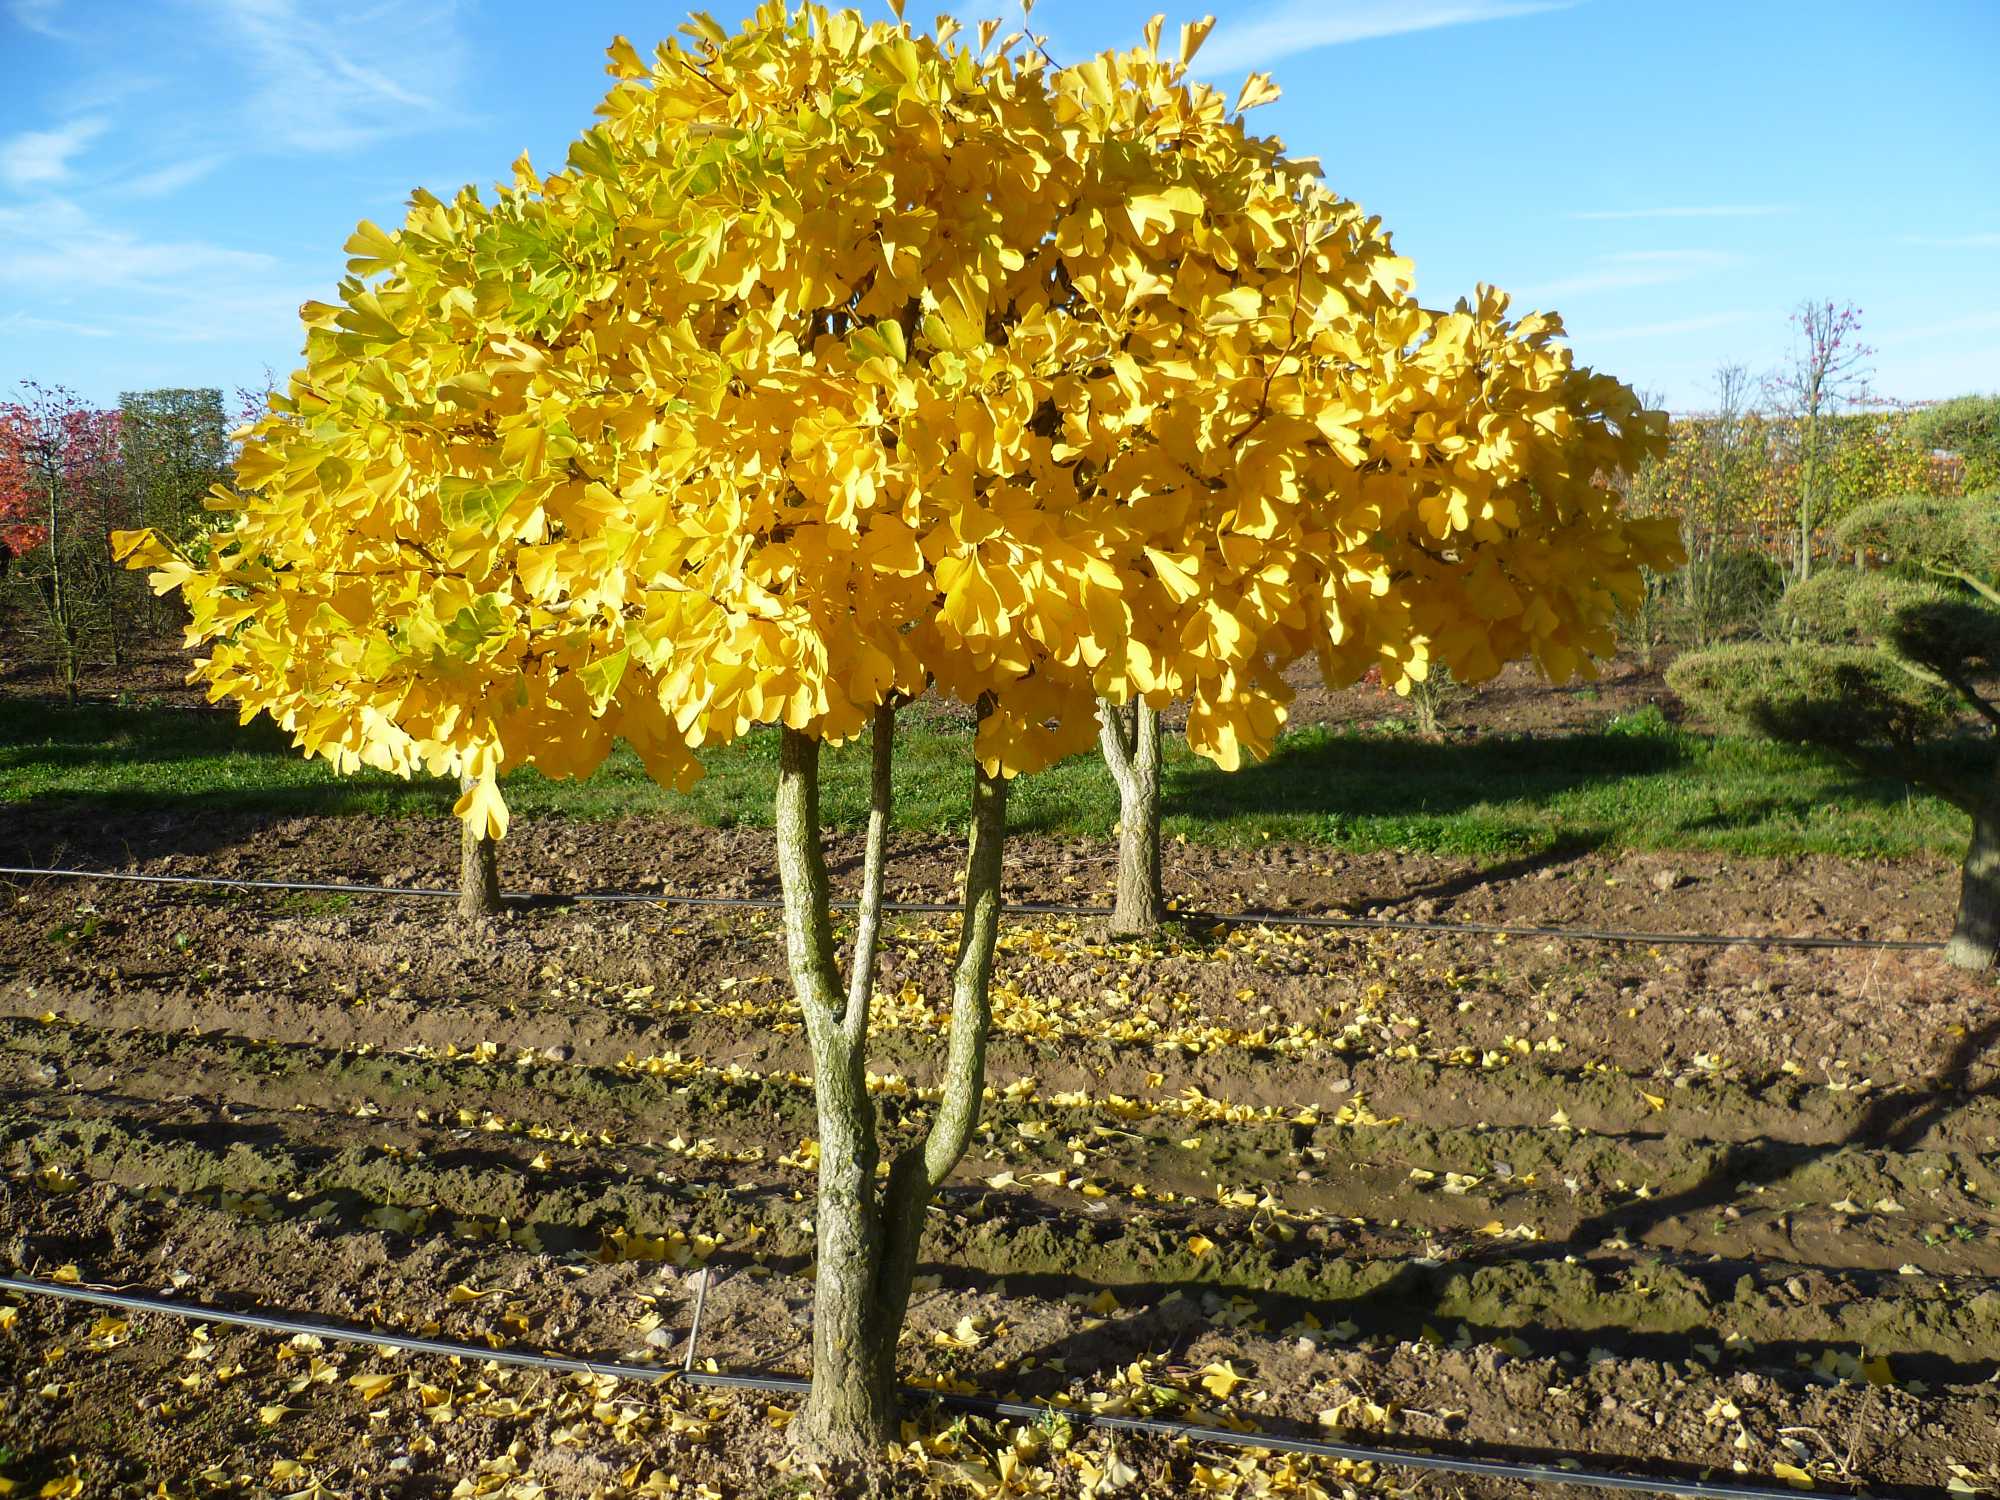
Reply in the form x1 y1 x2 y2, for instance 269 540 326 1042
0 1273 1872 1500
0 865 1944 952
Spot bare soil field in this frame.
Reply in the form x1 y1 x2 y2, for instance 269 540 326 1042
2 811 1998 1498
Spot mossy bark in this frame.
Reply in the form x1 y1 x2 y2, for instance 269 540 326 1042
1099 698 1164 935
1947 774 1999 971
458 771 501 919
775 706 1007 1461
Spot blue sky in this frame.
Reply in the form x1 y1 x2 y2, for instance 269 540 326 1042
1 0 1994 413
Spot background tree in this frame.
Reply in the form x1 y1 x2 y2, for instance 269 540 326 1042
119 388 229 638
1765 299 1871 582
1675 365 1761 645
2 383 124 702
120 3 1676 1460
1098 696 1165 933
1908 394 2000 494
119 388 228 543
1669 492 2000 968
0 408 46 573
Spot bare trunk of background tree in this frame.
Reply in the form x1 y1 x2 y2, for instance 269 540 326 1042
775 704 1008 1461
459 771 501 918
1797 404 1820 584
1947 776 2000 971
1099 698 1163 935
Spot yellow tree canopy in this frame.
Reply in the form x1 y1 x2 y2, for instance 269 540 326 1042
119 3 1679 839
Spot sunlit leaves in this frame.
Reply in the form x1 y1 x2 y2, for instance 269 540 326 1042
116 3 1672 837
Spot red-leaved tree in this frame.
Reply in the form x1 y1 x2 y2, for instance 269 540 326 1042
0 383 126 699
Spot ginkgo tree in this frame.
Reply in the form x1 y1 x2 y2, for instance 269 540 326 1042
118 2 1678 1461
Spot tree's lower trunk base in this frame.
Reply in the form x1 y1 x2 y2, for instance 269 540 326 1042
1105 888 1166 938
458 775 502 920
788 1392 896 1466
1946 931 1997 971
1946 807 1998 972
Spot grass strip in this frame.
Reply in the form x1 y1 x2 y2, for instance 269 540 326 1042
0 699 1971 860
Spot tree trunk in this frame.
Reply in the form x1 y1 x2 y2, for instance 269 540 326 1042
1797 406 1819 583
458 771 501 918
1099 698 1164 935
1947 779 2000 971
776 706 1008 1462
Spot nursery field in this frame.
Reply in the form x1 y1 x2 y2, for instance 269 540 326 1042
2 804 1998 1498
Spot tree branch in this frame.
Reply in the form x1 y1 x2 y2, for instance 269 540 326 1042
843 700 897 1040
872 706 1008 1332
774 727 844 1029
1097 695 1136 796
1924 562 2000 609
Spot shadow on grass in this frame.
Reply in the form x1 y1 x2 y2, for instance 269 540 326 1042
1157 718 1950 856
0 697 1970 871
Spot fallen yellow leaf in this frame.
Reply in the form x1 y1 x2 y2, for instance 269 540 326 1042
1199 1360 1246 1399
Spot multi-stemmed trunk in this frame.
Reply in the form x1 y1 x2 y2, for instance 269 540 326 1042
1948 770 2000 971
774 702 1007 1460
459 771 501 918
1099 697 1164 936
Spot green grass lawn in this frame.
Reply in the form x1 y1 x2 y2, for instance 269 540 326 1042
0 697 1971 860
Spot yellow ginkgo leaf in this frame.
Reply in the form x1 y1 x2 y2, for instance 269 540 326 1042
1198 1360 1247 1399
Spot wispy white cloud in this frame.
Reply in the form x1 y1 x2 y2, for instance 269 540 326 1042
0 195 308 366
1518 249 1738 300
119 155 227 200
0 116 108 191
7 0 71 40
1568 204 1793 221
196 0 469 152
0 310 115 340
1584 312 1749 341
1875 311 2000 346
1898 231 2000 250
1199 0 1576 76
116 287 313 346
0 197 275 290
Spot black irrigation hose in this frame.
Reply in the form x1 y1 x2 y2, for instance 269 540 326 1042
0 863 1946 951
0 1274 1851 1500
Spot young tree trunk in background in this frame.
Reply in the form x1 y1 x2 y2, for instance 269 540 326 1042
1947 776 2000 971
1099 698 1164 935
1797 404 1820 584
777 707 1008 1461
459 771 501 918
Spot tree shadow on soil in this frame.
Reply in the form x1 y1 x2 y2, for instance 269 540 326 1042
909 1020 2000 1483
1326 836 1607 913
1563 1014 2000 1254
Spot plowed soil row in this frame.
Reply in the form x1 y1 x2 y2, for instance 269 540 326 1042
2 822 1997 1499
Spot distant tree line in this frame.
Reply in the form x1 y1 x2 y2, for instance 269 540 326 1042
1612 302 1997 664
0 382 261 702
